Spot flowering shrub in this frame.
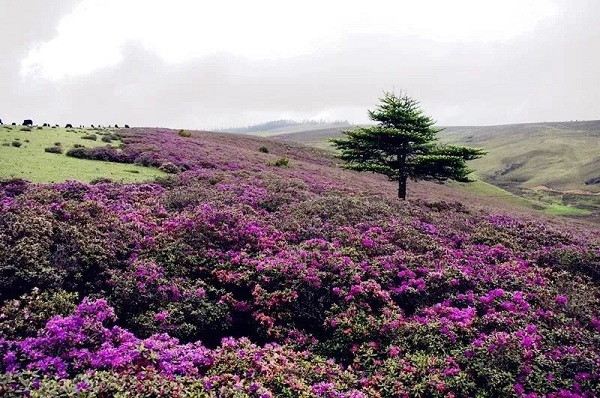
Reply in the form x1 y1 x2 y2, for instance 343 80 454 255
1 127 599 396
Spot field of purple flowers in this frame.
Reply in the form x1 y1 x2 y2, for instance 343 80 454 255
1 128 599 397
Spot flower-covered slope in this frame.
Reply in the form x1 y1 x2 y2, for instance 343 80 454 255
0 128 599 397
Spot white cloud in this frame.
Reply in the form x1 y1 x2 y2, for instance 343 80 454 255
20 0 559 80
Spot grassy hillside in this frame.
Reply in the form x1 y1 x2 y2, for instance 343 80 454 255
1 127 599 396
440 120 600 193
268 120 600 219
0 125 164 182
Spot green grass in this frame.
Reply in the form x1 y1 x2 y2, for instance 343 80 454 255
438 121 600 193
543 203 591 216
449 178 592 216
0 126 165 183
448 179 538 208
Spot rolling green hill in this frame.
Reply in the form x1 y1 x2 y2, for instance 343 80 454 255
0 125 165 183
267 120 600 219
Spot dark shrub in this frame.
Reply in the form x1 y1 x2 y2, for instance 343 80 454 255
73 144 85 148
81 134 97 141
271 157 290 167
44 146 63 154
36 126 43 130
19 127 31 132
11 141 22 147
90 177 114 184
1 143 9 147
54 142 61 146
159 162 180 174
259 146 269 153
178 129 192 138
66 146 134 163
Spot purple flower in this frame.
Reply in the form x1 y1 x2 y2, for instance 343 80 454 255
556 295 568 306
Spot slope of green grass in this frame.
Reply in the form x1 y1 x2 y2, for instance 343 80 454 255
0 126 165 183
439 121 600 193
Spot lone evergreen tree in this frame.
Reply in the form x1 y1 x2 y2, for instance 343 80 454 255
331 91 485 199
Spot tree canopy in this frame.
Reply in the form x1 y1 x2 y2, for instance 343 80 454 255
331 91 486 199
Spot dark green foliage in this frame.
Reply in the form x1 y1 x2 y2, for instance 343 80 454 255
159 162 180 174
44 146 63 154
0 288 78 339
270 157 290 167
19 127 31 132
331 91 485 199
178 129 192 138
81 134 97 141
259 146 270 153
11 141 22 148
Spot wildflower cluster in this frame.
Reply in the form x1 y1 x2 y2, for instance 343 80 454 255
1 128 599 397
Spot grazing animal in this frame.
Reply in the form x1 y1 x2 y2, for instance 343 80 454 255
65 123 73 128
11 122 16 125
0 119 3 125
124 124 130 128
91 124 95 128
22 119 33 126
115 124 119 128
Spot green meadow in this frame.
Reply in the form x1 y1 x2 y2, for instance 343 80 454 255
0 125 164 183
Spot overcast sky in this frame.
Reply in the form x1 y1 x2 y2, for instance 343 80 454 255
1 0 599 129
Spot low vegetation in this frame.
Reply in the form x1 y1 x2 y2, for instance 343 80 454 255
0 127 598 397
0 126 164 183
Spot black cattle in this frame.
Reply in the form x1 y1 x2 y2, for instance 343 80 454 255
65 123 73 128
0 119 3 125
114 124 119 128
124 124 130 128
22 119 33 126
91 124 95 128
11 122 16 126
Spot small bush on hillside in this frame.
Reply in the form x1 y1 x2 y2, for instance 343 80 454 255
51 126 56 129
90 177 114 184
54 142 61 146
178 129 192 138
259 146 270 153
19 127 31 132
269 157 290 167
81 134 97 141
44 146 63 154
24 140 29 143
73 144 85 148
11 141 22 147
36 126 43 130
1 142 10 147
66 146 134 163
159 162 181 174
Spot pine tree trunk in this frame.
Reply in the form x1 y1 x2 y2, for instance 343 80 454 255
397 142 408 200
398 177 407 200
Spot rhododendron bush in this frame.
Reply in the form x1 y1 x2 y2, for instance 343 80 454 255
1 128 599 397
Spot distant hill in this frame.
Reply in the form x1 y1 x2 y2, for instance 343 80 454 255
269 120 600 193
440 120 600 193
216 119 351 135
